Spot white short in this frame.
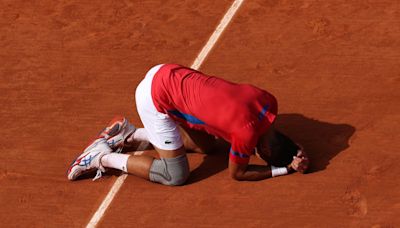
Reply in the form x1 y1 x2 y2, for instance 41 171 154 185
135 64 183 151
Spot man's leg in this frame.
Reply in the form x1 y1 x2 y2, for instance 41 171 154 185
101 146 189 185
124 124 217 154
100 125 218 184
178 125 217 154
100 152 152 179
108 63 188 185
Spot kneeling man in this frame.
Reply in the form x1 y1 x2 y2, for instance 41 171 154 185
67 64 309 185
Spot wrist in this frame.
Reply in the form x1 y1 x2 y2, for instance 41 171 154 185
271 166 288 177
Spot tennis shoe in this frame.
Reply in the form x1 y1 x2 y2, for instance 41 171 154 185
99 116 136 153
67 138 112 181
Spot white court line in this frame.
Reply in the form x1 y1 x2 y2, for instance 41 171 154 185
191 0 244 70
86 0 244 227
86 174 127 228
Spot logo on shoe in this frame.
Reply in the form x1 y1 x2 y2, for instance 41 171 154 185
165 140 172 144
107 138 122 147
80 152 100 167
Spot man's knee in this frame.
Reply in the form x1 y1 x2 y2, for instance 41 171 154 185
149 155 190 186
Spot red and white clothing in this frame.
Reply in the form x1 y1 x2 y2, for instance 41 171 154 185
135 64 277 165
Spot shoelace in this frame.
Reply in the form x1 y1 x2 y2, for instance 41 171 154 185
92 146 123 181
93 169 103 181
92 154 106 181
92 159 108 181
114 146 123 154
92 123 136 181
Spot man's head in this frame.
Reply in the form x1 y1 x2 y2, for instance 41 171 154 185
256 129 300 167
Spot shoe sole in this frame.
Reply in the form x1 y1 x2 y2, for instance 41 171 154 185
100 116 127 139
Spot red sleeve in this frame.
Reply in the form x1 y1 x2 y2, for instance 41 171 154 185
229 128 258 165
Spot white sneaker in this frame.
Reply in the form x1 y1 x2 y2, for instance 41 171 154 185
99 116 136 153
67 138 112 181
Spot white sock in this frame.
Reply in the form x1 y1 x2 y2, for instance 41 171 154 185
127 128 149 142
101 153 130 172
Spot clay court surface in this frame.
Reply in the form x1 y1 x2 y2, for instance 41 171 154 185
1 0 400 227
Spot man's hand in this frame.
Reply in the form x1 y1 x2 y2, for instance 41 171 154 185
289 150 309 174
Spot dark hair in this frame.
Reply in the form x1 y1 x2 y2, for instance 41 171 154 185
268 130 300 167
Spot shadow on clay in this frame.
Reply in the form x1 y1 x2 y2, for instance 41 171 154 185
186 139 230 185
187 113 355 184
275 113 355 173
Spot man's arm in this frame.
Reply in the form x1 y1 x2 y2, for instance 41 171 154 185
229 161 294 181
228 155 309 181
229 161 271 181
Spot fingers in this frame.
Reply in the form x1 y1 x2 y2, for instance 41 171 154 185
292 144 309 173
291 156 309 173
291 156 302 170
293 156 302 163
296 149 308 159
297 158 309 173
